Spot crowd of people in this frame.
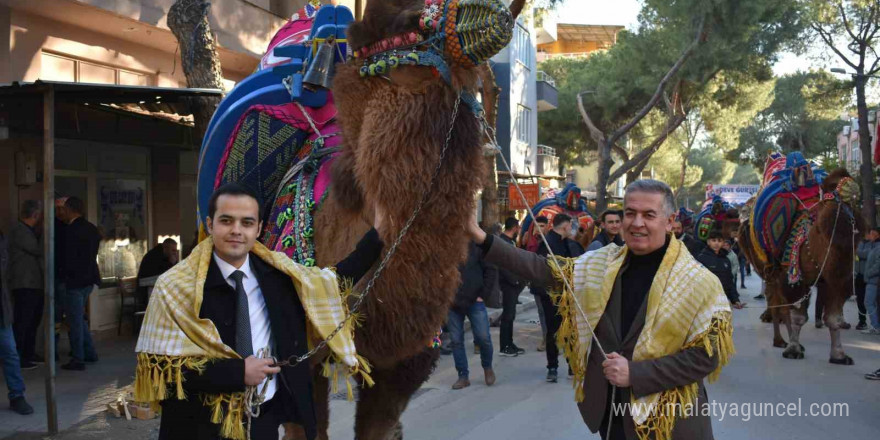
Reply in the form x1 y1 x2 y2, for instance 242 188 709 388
0 196 181 417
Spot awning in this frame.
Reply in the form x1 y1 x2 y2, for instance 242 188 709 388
0 80 222 118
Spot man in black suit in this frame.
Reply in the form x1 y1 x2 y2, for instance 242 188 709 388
156 183 383 440
59 197 101 371
535 213 576 383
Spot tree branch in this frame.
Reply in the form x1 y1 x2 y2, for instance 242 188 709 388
606 14 707 148
607 113 688 184
837 1 861 43
812 23 859 70
577 91 607 145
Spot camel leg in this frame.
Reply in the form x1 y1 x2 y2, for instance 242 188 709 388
771 306 790 348
822 285 854 365
783 303 807 360
354 349 438 440
285 369 331 440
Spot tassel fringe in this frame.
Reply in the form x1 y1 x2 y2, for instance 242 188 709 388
135 353 248 440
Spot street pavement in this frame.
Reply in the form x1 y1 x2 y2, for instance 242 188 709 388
3 271 879 439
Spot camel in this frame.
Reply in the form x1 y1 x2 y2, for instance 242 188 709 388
268 1 527 439
738 169 864 364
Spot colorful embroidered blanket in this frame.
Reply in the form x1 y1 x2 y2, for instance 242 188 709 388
750 152 827 266
520 183 594 247
551 237 733 440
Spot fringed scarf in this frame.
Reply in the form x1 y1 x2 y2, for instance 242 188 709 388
134 237 372 440
551 235 734 440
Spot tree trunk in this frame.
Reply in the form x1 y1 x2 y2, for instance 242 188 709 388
596 140 613 213
855 75 877 228
478 63 501 226
168 0 225 142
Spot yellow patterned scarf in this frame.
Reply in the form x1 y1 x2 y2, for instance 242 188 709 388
551 235 734 440
134 237 372 440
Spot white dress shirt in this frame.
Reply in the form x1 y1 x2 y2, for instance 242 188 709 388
213 253 276 402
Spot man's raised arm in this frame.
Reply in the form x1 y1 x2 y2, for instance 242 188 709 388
467 216 555 288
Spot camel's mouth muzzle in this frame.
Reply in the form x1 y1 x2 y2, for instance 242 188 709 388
352 0 514 83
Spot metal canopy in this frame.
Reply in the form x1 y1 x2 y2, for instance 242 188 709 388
0 81 222 116
556 23 624 45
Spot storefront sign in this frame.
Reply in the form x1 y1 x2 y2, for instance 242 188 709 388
705 184 760 205
508 183 540 211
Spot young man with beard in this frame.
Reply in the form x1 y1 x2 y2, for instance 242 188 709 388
498 217 526 357
535 214 577 382
587 210 624 252
468 180 733 440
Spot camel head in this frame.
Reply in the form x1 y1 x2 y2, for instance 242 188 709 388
329 0 524 216
819 168 866 237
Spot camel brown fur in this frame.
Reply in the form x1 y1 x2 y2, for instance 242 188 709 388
285 2 526 439
739 169 863 365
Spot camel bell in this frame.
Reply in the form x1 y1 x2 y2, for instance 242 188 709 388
303 38 336 90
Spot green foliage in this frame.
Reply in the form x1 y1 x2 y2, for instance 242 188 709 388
537 0 804 178
726 71 850 168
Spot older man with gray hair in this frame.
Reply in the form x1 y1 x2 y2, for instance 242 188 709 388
9 200 44 370
468 179 734 440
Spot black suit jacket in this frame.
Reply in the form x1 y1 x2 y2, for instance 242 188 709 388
158 229 382 440
61 217 101 289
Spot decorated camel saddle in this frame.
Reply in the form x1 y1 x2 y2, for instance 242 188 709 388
519 183 595 250
196 0 514 265
749 151 829 283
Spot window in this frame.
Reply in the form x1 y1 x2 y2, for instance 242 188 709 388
40 51 154 86
516 105 532 143
514 23 532 68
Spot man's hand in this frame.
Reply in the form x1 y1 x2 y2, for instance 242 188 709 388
244 356 281 386
467 209 487 244
373 203 389 235
602 352 630 387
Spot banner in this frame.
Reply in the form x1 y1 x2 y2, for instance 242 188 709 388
705 184 759 205
508 183 540 211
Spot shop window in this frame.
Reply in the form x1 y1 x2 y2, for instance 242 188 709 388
97 179 149 280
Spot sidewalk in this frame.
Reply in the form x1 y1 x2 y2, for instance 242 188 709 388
0 335 155 439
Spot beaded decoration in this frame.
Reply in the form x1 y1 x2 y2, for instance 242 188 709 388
431 329 443 349
352 0 513 85
263 136 337 267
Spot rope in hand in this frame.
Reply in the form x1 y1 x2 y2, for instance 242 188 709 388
479 117 615 440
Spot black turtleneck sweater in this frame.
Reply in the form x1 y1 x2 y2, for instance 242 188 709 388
620 236 670 336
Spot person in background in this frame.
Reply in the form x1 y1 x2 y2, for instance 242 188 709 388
9 200 44 370
673 219 704 257
53 197 69 362
587 209 624 252
448 241 498 390
536 213 576 383
0 229 34 415
526 215 549 351
855 229 880 331
722 240 740 291
697 230 744 309
59 197 101 371
498 217 526 357
862 228 880 335
138 238 180 280
731 237 748 289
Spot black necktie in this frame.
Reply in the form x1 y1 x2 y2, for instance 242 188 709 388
229 270 253 357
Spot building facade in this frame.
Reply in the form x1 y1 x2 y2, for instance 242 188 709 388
837 110 879 173
0 0 340 334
